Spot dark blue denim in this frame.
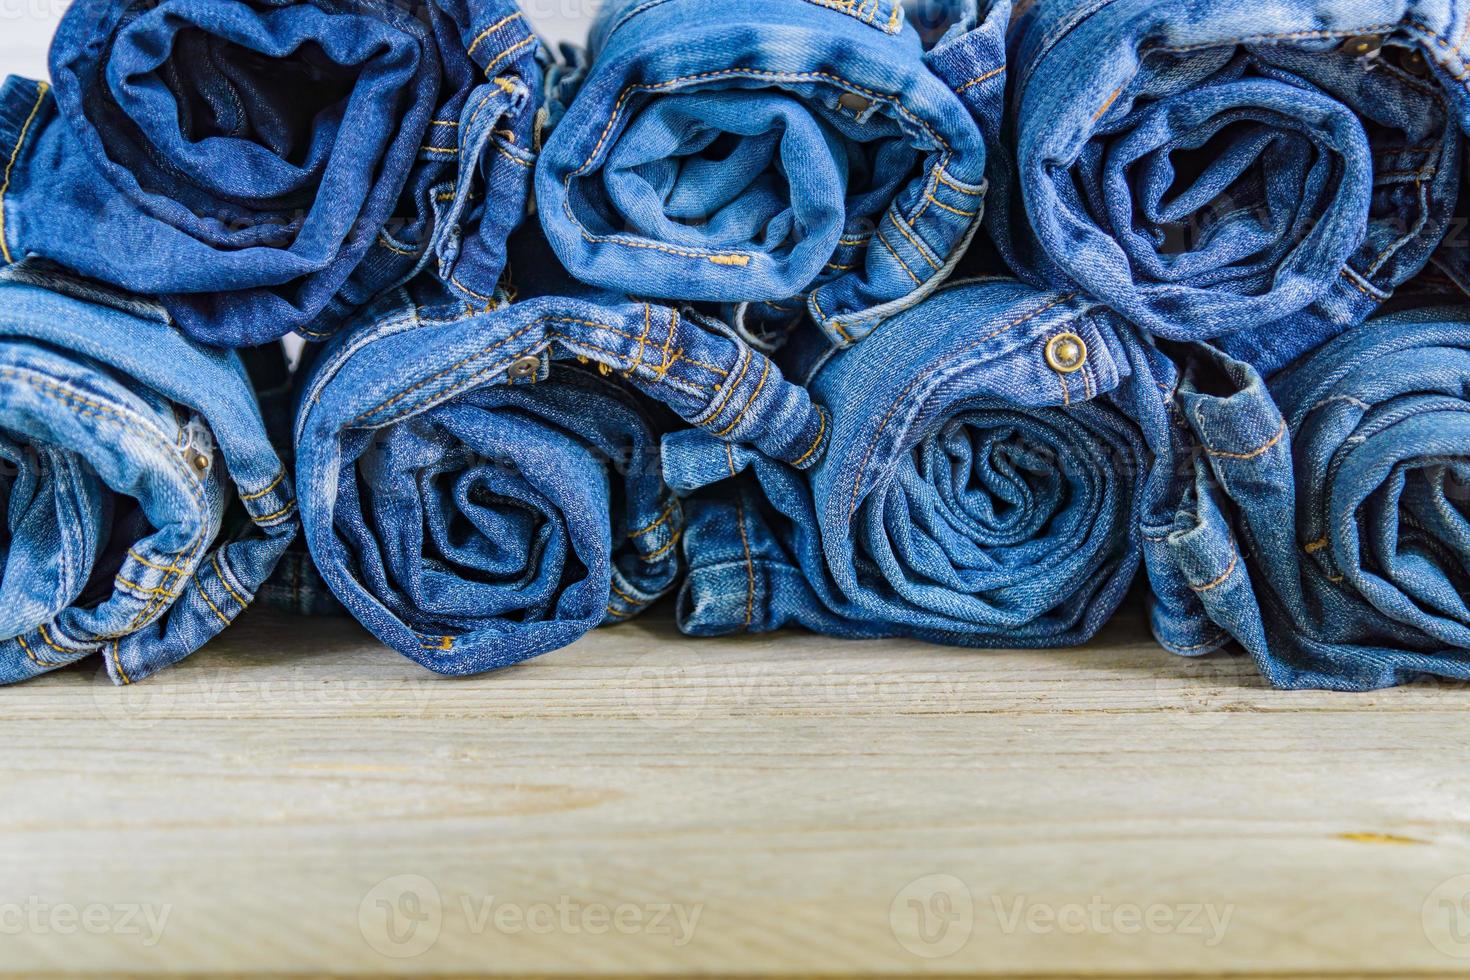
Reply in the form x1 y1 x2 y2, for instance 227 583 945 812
1158 307 1470 690
293 269 825 674
988 0 1470 374
0 0 541 346
537 0 1008 352
0 262 297 685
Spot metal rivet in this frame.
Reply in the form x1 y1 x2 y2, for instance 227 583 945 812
838 91 872 113
1046 333 1087 374
1397 47 1430 76
1342 34 1383 57
190 452 211 474
508 355 541 380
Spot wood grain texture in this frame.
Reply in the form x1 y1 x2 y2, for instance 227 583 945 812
3 607 1469 977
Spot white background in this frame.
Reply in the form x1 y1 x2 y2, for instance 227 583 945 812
0 0 601 80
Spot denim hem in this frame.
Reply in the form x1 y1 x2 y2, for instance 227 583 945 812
0 77 50 267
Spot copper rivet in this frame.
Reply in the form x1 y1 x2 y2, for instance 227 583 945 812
838 91 872 112
1342 34 1383 57
509 355 541 380
1046 333 1087 373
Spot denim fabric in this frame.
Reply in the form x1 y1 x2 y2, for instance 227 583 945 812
1152 307 1470 690
988 0 1470 372
663 279 1169 646
536 0 1008 351
1158 307 1470 690
294 272 826 674
0 262 297 685
0 0 541 346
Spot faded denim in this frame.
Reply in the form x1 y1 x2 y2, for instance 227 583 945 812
537 0 1009 350
1159 307 1470 690
665 279 1175 646
0 262 297 686
0 0 540 346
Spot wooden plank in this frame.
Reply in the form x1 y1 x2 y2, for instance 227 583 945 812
1 608 1468 976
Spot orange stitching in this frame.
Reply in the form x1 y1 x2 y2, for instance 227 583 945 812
467 11 523 57
1190 550 1239 594
1203 420 1286 461
792 407 828 467
0 82 48 264
715 360 770 436
956 67 1004 94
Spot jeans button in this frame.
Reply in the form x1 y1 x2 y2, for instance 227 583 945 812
508 355 541 380
838 91 872 112
1396 47 1430 75
1341 34 1383 57
1046 333 1087 373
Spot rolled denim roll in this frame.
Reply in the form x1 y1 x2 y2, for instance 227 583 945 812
990 0 1470 372
536 0 1008 350
295 276 826 674
664 280 1168 646
0 0 541 346
0 263 297 685
1159 307 1470 690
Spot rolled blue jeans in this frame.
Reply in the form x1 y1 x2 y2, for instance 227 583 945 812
0 263 298 686
536 0 1008 350
1160 307 1470 690
0 0 540 346
990 0 1470 372
294 275 826 675
664 279 1171 646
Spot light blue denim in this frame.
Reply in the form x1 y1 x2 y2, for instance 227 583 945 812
988 0 1470 373
293 262 826 675
0 0 541 346
537 0 1008 351
0 262 297 685
664 279 1177 646
1158 306 1470 690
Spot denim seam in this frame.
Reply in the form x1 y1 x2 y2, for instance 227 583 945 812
847 293 1078 519
643 530 683 562
16 635 65 669
714 359 771 436
631 499 680 537
1160 631 1231 654
792 406 829 467
890 209 941 269
0 81 48 265
1189 547 1239 593
1194 413 1287 461
876 229 922 285
956 67 1004 94
194 572 232 627
733 479 756 628
467 11 524 58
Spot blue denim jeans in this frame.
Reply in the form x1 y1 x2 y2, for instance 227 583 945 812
293 267 826 675
0 0 540 347
0 262 297 686
989 0 1470 374
1156 307 1470 690
536 0 1008 351
664 279 1177 646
